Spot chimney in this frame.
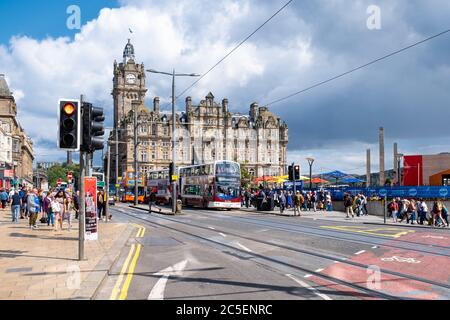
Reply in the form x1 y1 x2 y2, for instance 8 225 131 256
186 96 192 112
379 127 385 186
153 97 160 113
366 149 371 187
250 102 258 120
222 98 228 113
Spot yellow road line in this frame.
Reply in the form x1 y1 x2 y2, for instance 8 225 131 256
110 244 136 300
118 244 142 300
321 225 415 238
139 228 146 238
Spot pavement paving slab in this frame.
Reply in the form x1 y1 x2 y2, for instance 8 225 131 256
0 206 132 300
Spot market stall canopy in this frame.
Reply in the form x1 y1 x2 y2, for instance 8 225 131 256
340 177 365 183
311 177 329 184
322 170 348 179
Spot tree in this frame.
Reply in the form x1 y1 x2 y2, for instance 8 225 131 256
240 162 252 188
47 163 80 189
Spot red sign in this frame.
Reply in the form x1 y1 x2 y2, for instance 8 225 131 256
57 178 62 186
67 171 73 182
84 176 98 241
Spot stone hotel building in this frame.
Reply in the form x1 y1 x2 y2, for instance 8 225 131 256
110 40 288 180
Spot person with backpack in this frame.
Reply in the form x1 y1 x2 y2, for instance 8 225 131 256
355 195 362 217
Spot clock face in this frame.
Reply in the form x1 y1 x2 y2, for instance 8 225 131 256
126 74 136 84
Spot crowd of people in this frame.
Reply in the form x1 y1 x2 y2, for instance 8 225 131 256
0 187 110 231
387 198 449 227
241 188 333 215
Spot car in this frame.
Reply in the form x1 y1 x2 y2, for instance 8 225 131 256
108 196 115 206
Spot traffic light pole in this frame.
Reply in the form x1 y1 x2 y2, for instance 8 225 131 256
78 95 85 261
292 162 296 194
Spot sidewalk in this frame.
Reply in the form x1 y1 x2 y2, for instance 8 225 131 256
0 207 134 300
239 207 449 230
128 203 175 215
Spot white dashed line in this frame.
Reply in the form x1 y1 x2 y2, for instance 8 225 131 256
219 233 227 237
355 250 366 255
372 246 378 249
304 274 313 278
236 242 253 253
286 274 332 300
315 268 324 273
208 227 216 230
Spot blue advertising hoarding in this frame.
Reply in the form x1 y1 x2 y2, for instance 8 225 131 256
327 186 450 200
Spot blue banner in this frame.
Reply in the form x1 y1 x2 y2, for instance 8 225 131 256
325 186 450 200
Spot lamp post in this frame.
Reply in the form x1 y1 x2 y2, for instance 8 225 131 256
146 69 200 214
105 140 127 221
306 157 315 190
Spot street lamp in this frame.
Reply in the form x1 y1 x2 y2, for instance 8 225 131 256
306 157 315 190
146 68 200 214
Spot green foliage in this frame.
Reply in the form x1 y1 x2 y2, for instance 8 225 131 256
240 162 252 188
47 163 80 189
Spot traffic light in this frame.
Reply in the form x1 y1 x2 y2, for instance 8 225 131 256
81 103 105 152
58 99 80 151
294 165 300 180
288 165 293 181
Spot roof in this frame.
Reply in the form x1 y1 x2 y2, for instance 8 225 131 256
0 74 11 97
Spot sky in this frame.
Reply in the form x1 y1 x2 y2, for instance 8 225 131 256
0 0 449 175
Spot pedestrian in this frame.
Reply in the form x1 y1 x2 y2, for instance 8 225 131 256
344 193 354 218
0 188 9 209
442 203 449 227
389 198 399 223
27 188 40 229
44 191 54 228
73 190 80 219
326 192 333 211
286 191 293 209
406 199 417 225
355 195 362 217
293 191 301 216
311 192 317 212
10 189 21 224
417 199 428 225
65 196 75 231
53 190 65 232
279 191 286 214
97 190 105 219
244 189 250 209
361 193 368 216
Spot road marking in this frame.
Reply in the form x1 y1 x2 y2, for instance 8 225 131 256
118 244 142 300
321 225 415 238
219 232 227 237
422 235 445 239
355 250 366 255
304 274 312 278
372 246 378 249
333 261 339 264
381 256 421 264
286 274 332 300
236 242 253 253
315 268 324 273
208 227 216 230
110 244 136 300
148 260 188 300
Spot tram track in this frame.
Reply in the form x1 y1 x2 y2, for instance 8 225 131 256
112 207 450 299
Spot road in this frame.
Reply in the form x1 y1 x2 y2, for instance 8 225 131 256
94 204 450 300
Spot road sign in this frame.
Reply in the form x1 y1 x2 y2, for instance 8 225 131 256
67 171 73 180
171 175 178 182
57 178 62 186
97 181 105 188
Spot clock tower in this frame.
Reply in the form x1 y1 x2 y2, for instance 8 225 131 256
112 39 147 128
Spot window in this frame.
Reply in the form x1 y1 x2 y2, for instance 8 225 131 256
141 150 147 162
152 150 156 159
163 151 169 160
139 125 148 134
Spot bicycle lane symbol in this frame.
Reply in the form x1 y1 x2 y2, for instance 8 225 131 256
381 256 421 263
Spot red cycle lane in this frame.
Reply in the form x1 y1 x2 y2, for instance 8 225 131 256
307 230 450 300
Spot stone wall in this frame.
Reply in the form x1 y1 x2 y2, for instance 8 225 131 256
332 200 450 217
